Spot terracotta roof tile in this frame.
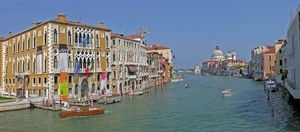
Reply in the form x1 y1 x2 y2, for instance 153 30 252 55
147 44 170 51
124 34 140 39
0 37 5 41
263 46 275 54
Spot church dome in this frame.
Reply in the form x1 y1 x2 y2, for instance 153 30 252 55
226 52 232 59
211 44 224 57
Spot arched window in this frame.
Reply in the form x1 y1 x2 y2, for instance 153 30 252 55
27 60 30 71
18 62 20 72
87 34 89 44
96 34 99 47
106 36 108 48
33 36 36 48
22 60 24 72
90 34 93 44
114 71 116 78
44 57 47 71
54 56 58 69
33 59 36 72
44 32 47 44
22 40 24 51
113 51 116 61
96 58 100 68
54 29 57 44
68 57 72 68
75 33 78 43
27 38 30 49
79 33 82 43
68 31 71 45
18 42 20 52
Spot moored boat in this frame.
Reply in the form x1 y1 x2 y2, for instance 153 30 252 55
58 106 105 118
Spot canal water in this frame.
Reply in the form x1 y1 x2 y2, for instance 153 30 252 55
1 75 300 132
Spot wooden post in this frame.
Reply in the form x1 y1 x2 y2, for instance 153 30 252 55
155 80 156 93
53 99 55 109
46 99 49 109
42 98 45 109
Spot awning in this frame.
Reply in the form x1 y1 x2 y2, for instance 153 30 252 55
128 66 138 72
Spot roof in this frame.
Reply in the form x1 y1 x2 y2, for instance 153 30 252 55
147 44 170 51
4 16 111 40
124 34 140 39
263 46 275 54
0 37 5 41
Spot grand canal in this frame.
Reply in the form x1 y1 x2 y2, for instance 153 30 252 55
1 75 300 132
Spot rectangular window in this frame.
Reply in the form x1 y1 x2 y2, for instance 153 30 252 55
54 76 58 84
38 77 41 85
269 55 271 61
33 78 36 86
279 60 282 66
68 76 72 83
97 75 100 81
44 77 47 84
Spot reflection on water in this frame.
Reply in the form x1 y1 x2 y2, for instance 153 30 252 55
0 75 300 132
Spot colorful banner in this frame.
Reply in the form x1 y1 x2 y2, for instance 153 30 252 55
37 46 42 74
59 82 68 101
59 44 68 72
101 72 107 91
16 73 24 98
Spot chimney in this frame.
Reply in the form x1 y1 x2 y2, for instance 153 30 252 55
100 22 104 28
32 22 35 27
58 13 66 21
8 32 12 37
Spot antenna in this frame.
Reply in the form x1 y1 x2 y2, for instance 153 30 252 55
79 17 81 22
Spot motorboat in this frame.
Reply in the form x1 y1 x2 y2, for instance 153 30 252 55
58 106 105 118
222 88 232 94
185 84 190 88
264 80 278 92
61 102 80 111
133 91 144 96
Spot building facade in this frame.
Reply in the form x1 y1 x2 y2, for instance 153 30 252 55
1 14 111 100
282 6 300 99
147 44 173 78
110 31 148 95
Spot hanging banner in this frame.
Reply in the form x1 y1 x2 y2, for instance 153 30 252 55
59 82 68 101
16 73 25 98
59 72 68 101
37 46 42 74
59 44 68 72
101 71 107 91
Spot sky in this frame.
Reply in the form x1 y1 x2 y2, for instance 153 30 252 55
0 0 299 69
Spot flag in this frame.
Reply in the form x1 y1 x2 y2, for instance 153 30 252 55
85 60 94 77
73 59 81 74
173 55 175 59
81 37 88 44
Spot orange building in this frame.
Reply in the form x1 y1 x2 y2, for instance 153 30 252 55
263 46 276 79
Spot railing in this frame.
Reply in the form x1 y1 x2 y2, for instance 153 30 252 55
129 75 137 79
74 43 94 49
14 71 30 76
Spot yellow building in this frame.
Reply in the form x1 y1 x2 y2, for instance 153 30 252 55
1 14 111 100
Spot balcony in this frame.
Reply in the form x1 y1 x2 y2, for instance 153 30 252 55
14 71 30 76
68 68 74 73
129 75 137 79
74 43 94 49
158 70 163 73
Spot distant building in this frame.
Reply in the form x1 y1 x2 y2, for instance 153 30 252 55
194 64 201 74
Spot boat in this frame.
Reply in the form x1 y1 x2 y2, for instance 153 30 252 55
58 106 105 118
185 84 190 88
61 102 80 111
222 88 232 94
98 97 121 104
133 91 143 96
264 80 278 92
